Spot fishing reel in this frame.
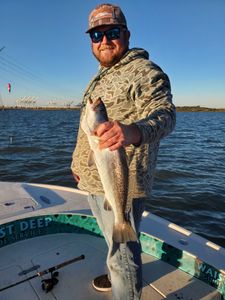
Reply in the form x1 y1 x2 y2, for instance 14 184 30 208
41 271 59 293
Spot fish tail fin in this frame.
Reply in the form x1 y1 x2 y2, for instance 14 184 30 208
113 222 137 243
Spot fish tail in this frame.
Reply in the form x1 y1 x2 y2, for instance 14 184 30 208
113 222 137 243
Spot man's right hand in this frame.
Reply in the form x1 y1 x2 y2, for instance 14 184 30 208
94 121 142 151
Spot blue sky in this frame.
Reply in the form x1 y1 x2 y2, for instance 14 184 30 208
0 0 225 108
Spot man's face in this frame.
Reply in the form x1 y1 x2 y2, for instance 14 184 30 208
90 25 130 67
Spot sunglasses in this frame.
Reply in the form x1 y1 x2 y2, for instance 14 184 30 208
90 27 123 43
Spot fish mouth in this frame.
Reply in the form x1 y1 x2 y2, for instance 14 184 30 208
89 97 102 110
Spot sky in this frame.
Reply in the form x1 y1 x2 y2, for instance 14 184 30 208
0 0 225 108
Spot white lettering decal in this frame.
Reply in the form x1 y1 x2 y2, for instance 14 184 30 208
44 217 52 227
20 221 29 231
37 218 44 228
206 268 213 277
29 219 36 229
6 224 14 235
197 263 206 272
0 228 5 238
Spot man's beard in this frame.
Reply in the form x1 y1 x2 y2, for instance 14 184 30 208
93 47 128 67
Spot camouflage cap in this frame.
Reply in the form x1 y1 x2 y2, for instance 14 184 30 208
86 3 127 33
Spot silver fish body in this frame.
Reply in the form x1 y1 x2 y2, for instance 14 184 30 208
81 98 137 243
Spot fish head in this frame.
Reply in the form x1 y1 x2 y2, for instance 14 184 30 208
81 98 108 135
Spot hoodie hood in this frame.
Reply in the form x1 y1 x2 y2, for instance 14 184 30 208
82 48 149 105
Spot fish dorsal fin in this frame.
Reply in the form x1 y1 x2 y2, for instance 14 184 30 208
87 150 96 167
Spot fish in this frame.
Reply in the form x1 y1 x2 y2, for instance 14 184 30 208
81 97 137 243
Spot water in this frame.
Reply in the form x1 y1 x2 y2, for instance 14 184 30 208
0 110 225 247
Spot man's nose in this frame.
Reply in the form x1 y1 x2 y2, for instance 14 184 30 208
101 34 110 43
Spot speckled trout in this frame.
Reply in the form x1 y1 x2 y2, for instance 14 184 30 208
81 98 137 243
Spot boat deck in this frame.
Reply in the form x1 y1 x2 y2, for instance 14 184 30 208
0 232 221 300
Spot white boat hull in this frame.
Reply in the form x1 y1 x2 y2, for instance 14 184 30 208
0 182 224 299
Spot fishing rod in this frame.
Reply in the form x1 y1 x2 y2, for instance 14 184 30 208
0 254 85 293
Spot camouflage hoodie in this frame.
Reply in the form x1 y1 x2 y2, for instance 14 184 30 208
71 48 176 200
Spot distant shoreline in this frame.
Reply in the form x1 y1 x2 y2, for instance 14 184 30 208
0 105 81 111
1 105 225 112
176 106 225 112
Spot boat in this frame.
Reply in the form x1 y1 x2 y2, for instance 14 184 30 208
0 181 224 299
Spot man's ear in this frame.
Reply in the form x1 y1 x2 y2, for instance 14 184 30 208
126 30 131 40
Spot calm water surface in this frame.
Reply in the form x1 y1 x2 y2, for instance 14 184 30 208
0 110 225 247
